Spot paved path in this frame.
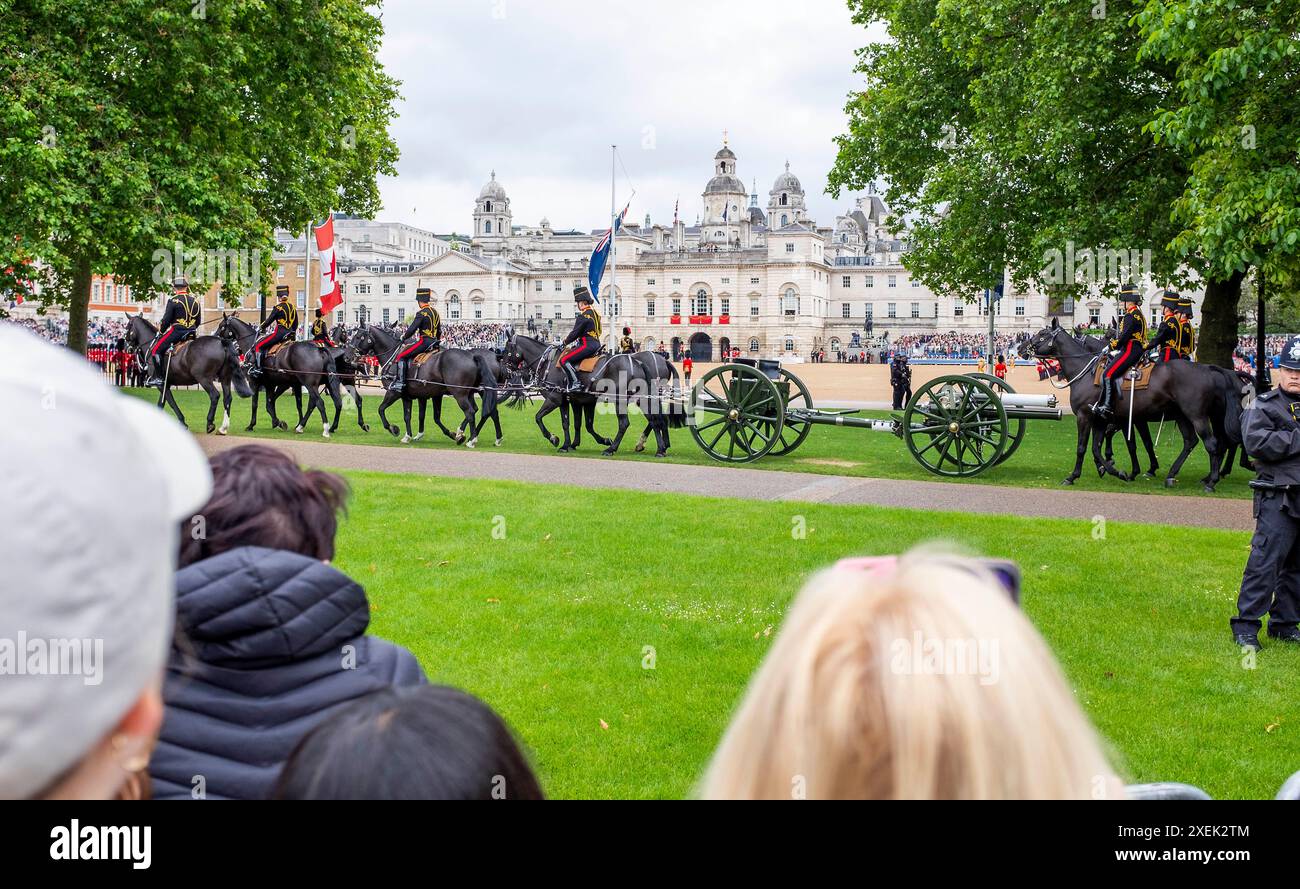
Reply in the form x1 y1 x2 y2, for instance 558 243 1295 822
198 436 1252 531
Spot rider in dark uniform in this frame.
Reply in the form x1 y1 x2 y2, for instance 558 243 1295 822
1092 283 1147 421
1232 333 1300 650
1147 291 1182 363
249 285 298 380
311 309 334 347
391 287 440 393
890 352 912 410
146 276 202 386
619 326 635 354
558 285 602 392
1177 295 1195 360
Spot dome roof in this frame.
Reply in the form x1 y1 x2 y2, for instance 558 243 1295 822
478 170 507 201
772 161 803 194
705 174 747 195
715 145 736 160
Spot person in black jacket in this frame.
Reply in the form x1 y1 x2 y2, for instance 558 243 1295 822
249 285 298 380
149 444 426 800
890 353 912 410
1147 291 1182 362
145 276 201 386
391 288 440 393
1092 283 1147 421
1231 334 1300 651
557 285 602 392
310 308 334 347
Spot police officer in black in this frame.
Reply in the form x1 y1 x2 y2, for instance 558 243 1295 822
1092 282 1147 421
1147 291 1182 363
391 288 441 393
146 276 202 386
1232 333 1300 650
250 285 298 380
890 352 912 410
558 285 602 392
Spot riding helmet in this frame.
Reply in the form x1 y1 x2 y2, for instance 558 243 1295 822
573 284 594 304
1280 335 1300 371
416 287 431 304
275 284 290 300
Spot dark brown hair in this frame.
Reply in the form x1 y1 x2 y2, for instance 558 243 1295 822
178 444 349 568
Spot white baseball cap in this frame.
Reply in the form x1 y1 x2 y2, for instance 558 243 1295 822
0 325 211 798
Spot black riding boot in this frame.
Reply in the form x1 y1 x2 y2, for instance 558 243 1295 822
562 361 581 393
247 349 263 381
392 359 409 393
1092 377 1117 420
145 353 164 387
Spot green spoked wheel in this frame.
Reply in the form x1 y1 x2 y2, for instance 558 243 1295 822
902 375 1008 477
963 372 1026 466
689 363 785 463
765 368 814 457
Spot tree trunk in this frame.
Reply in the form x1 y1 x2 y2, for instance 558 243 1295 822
1196 271 1245 369
66 254 93 356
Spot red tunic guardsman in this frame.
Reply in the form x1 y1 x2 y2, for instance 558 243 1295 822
145 276 202 387
1092 282 1147 421
249 285 298 380
391 288 440 393
557 285 602 392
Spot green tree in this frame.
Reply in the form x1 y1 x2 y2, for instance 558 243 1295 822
0 0 399 353
1137 0 1300 358
828 0 1267 366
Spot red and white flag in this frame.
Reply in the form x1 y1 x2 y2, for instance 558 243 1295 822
313 216 343 314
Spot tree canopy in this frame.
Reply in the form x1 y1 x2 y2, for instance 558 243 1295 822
0 0 400 353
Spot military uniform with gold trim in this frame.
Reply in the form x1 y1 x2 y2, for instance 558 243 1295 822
250 285 298 379
558 285 602 392
145 276 202 386
392 288 440 393
1092 284 1147 421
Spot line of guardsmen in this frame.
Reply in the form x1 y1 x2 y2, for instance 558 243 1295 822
1092 284 1195 420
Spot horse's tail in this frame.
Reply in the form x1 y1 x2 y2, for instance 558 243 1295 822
472 351 499 414
664 357 686 428
1217 366 1245 446
225 338 253 398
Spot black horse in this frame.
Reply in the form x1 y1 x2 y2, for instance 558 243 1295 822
1022 320 1234 491
217 315 342 437
348 324 500 446
410 346 521 447
503 333 684 457
124 314 251 433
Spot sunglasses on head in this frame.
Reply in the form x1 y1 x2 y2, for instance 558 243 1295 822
833 555 1021 605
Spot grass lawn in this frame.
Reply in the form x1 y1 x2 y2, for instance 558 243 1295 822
130 386 1256 499
332 470 1295 799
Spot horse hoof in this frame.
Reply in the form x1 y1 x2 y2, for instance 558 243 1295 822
388 426 399 437
218 428 228 437
1203 484 1216 494
558 446 571 453
550 436 560 447
1142 472 1156 480
294 425 304 434
277 421 288 431
602 448 616 457
655 451 667 458
400 435 411 444
322 430 330 440
1060 478 1074 486
634 444 645 453
361 424 371 432
495 438 503 447
413 433 424 442
206 424 216 434
1164 478 1177 488
466 440 477 449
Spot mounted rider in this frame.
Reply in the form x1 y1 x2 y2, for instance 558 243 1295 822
249 285 298 381
1092 282 1147 421
619 326 635 354
557 285 602 393
311 308 334 347
145 276 202 386
1177 295 1195 360
1147 290 1182 363
391 287 440 393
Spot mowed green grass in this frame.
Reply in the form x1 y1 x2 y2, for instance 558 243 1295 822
331 471 1295 800
130 386 1255 499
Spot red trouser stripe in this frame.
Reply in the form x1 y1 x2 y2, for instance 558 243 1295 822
255 332 279 351
397 338 428 360
151 326 179 356
1105 342 1135 379
560 337 590 363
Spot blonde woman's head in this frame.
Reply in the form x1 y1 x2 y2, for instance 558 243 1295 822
700 549 1119 800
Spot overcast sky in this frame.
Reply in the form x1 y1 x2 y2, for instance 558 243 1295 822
375 0 883 236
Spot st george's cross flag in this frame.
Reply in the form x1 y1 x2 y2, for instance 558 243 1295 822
313 216 343 314
587 202 629 303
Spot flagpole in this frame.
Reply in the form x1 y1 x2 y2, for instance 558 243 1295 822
304 223 311 339
610 144 616 349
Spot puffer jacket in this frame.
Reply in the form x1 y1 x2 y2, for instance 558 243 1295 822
149 546 426 799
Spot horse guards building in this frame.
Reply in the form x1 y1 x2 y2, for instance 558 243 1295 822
37 141 1201 360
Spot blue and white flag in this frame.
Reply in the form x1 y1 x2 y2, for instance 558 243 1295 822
723 203 730 222
588 202 629 303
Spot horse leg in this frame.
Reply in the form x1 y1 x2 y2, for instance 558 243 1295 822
635 420 650 453
1062 415 1089 485
201 378 220 434
535 397 561 447
219 377 231 435
1193 416 1222 493
401 396 415 443
414 397 427 441
316 382 336 439
266 385 288 431
246 381 261 430
458 395 479 448
163 385 186 426
350 384 369 432
587 401 612 447
1163 418 1199 488
603 401 631 456
292 385 306 431
431 395 459 442
1136 423 1158 478
378 389 401 437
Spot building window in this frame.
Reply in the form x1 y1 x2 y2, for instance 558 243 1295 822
911 279 920 287
484 221 492 233
783 288 798 316
484 201 492 213
384 265 394 273
475 307 483 319
842 276 851 288
554 305 563 319
887 302 897 318
721 277 730 284
449 295 461 319
784 337 794 351
672 297 682 315
277 267 285 278
780 214 788 226
720 297 730 316
841 303 851 318
647 278 656 285
554 280 562 291
694 288 710 316
535 281 542 292
647 300 655 317
781 194 788 206
297 265 305 277
398 283 406 294
910 302 920 318
888 275 897 288
785 242 794 253
750 277 759 285
92 282 101 300
750 299 760 317
336 310 344 325
865 276 874 287
748 337 759 352
672 278 681 285
1089 307 1101 325
382 308 390 324
954 303 964 317
1015 298 1026 317
383 284 390 294
398 308 406 322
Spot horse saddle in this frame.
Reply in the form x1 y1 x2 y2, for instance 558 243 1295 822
267 341 293 359
171 339 193 359
1093 359 1154 391
412 351 436 368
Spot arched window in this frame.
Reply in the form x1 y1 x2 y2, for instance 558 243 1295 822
783 288 798 316
484 221 492 233
694 288 711 317
780 214 788 226
484 200 492 213
748 337 759 353
784 336 795 352
448 294 461 319
781 193 788 206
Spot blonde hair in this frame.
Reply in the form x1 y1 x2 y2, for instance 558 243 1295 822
699 550 1119 799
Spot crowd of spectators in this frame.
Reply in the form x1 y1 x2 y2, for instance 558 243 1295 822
888 331 1031 360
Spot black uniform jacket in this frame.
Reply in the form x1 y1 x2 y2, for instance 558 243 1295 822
1243 388 1300 487
1149 315 1179 353
564 307 602 346
1111 306 1147 350
262 302 298 334
160 293 201 330
403 305 440 341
